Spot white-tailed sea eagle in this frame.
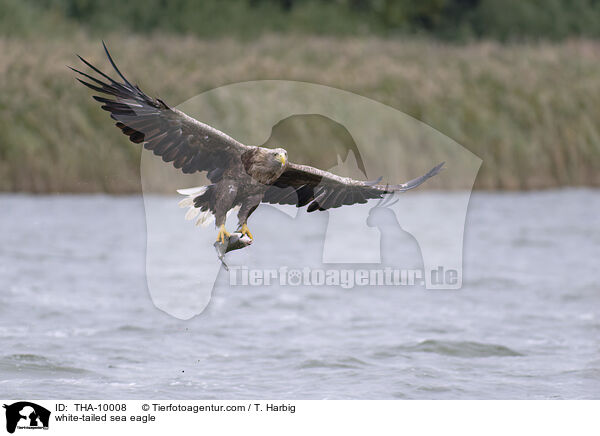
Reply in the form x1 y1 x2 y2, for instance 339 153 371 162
71 43 444 244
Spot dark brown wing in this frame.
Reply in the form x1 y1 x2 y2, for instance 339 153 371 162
262 162 444 212
71 42 250 179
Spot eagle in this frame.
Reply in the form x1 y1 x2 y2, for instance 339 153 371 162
71 43 444 244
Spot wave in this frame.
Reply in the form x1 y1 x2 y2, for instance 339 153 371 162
298 356 368 369
0 353 88 374
400 340 523 358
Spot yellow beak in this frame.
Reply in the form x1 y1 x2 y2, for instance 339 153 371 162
277 154 286 165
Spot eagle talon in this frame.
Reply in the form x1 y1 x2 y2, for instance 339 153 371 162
239 223 254 240
216 224 231 244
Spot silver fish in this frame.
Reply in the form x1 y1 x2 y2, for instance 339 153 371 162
213 232 253 271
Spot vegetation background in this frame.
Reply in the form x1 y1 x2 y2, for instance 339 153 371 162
1 0 599 192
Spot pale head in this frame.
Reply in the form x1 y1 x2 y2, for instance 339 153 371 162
269 147 288 166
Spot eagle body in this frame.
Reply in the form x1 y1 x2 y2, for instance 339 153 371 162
72 44 444 244
189 146 289 229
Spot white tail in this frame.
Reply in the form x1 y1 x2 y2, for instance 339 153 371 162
176 185 208 196
185 207 201 220
196 210 214 227
175 184 240 229
194 206 240 228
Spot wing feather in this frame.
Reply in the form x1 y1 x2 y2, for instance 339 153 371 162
263 162 444 211
72 44 251 181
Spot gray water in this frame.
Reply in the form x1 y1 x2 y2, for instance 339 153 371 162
0 190 598 399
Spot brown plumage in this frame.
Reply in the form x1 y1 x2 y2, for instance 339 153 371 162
72 43 444 243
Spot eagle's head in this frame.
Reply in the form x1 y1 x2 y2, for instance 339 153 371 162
242 146 288 184
265 147 288 182
270 148 288 167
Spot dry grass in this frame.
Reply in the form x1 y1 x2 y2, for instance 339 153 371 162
1 33 599 192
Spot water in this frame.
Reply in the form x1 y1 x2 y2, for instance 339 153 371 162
0 190 598 399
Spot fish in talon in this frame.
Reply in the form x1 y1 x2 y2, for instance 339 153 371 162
213 232 253 271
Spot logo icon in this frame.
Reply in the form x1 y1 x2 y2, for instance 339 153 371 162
3 402 50 434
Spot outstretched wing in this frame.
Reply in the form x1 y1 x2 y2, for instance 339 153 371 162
71 42 250 178
262 162 444 212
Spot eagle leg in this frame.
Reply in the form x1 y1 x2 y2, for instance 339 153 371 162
216 224 231 244
237 195 261 240
238 223 254 240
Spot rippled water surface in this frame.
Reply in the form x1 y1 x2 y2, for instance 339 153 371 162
0 190 598 399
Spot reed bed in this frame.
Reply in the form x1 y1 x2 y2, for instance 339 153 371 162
1 34 599 192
